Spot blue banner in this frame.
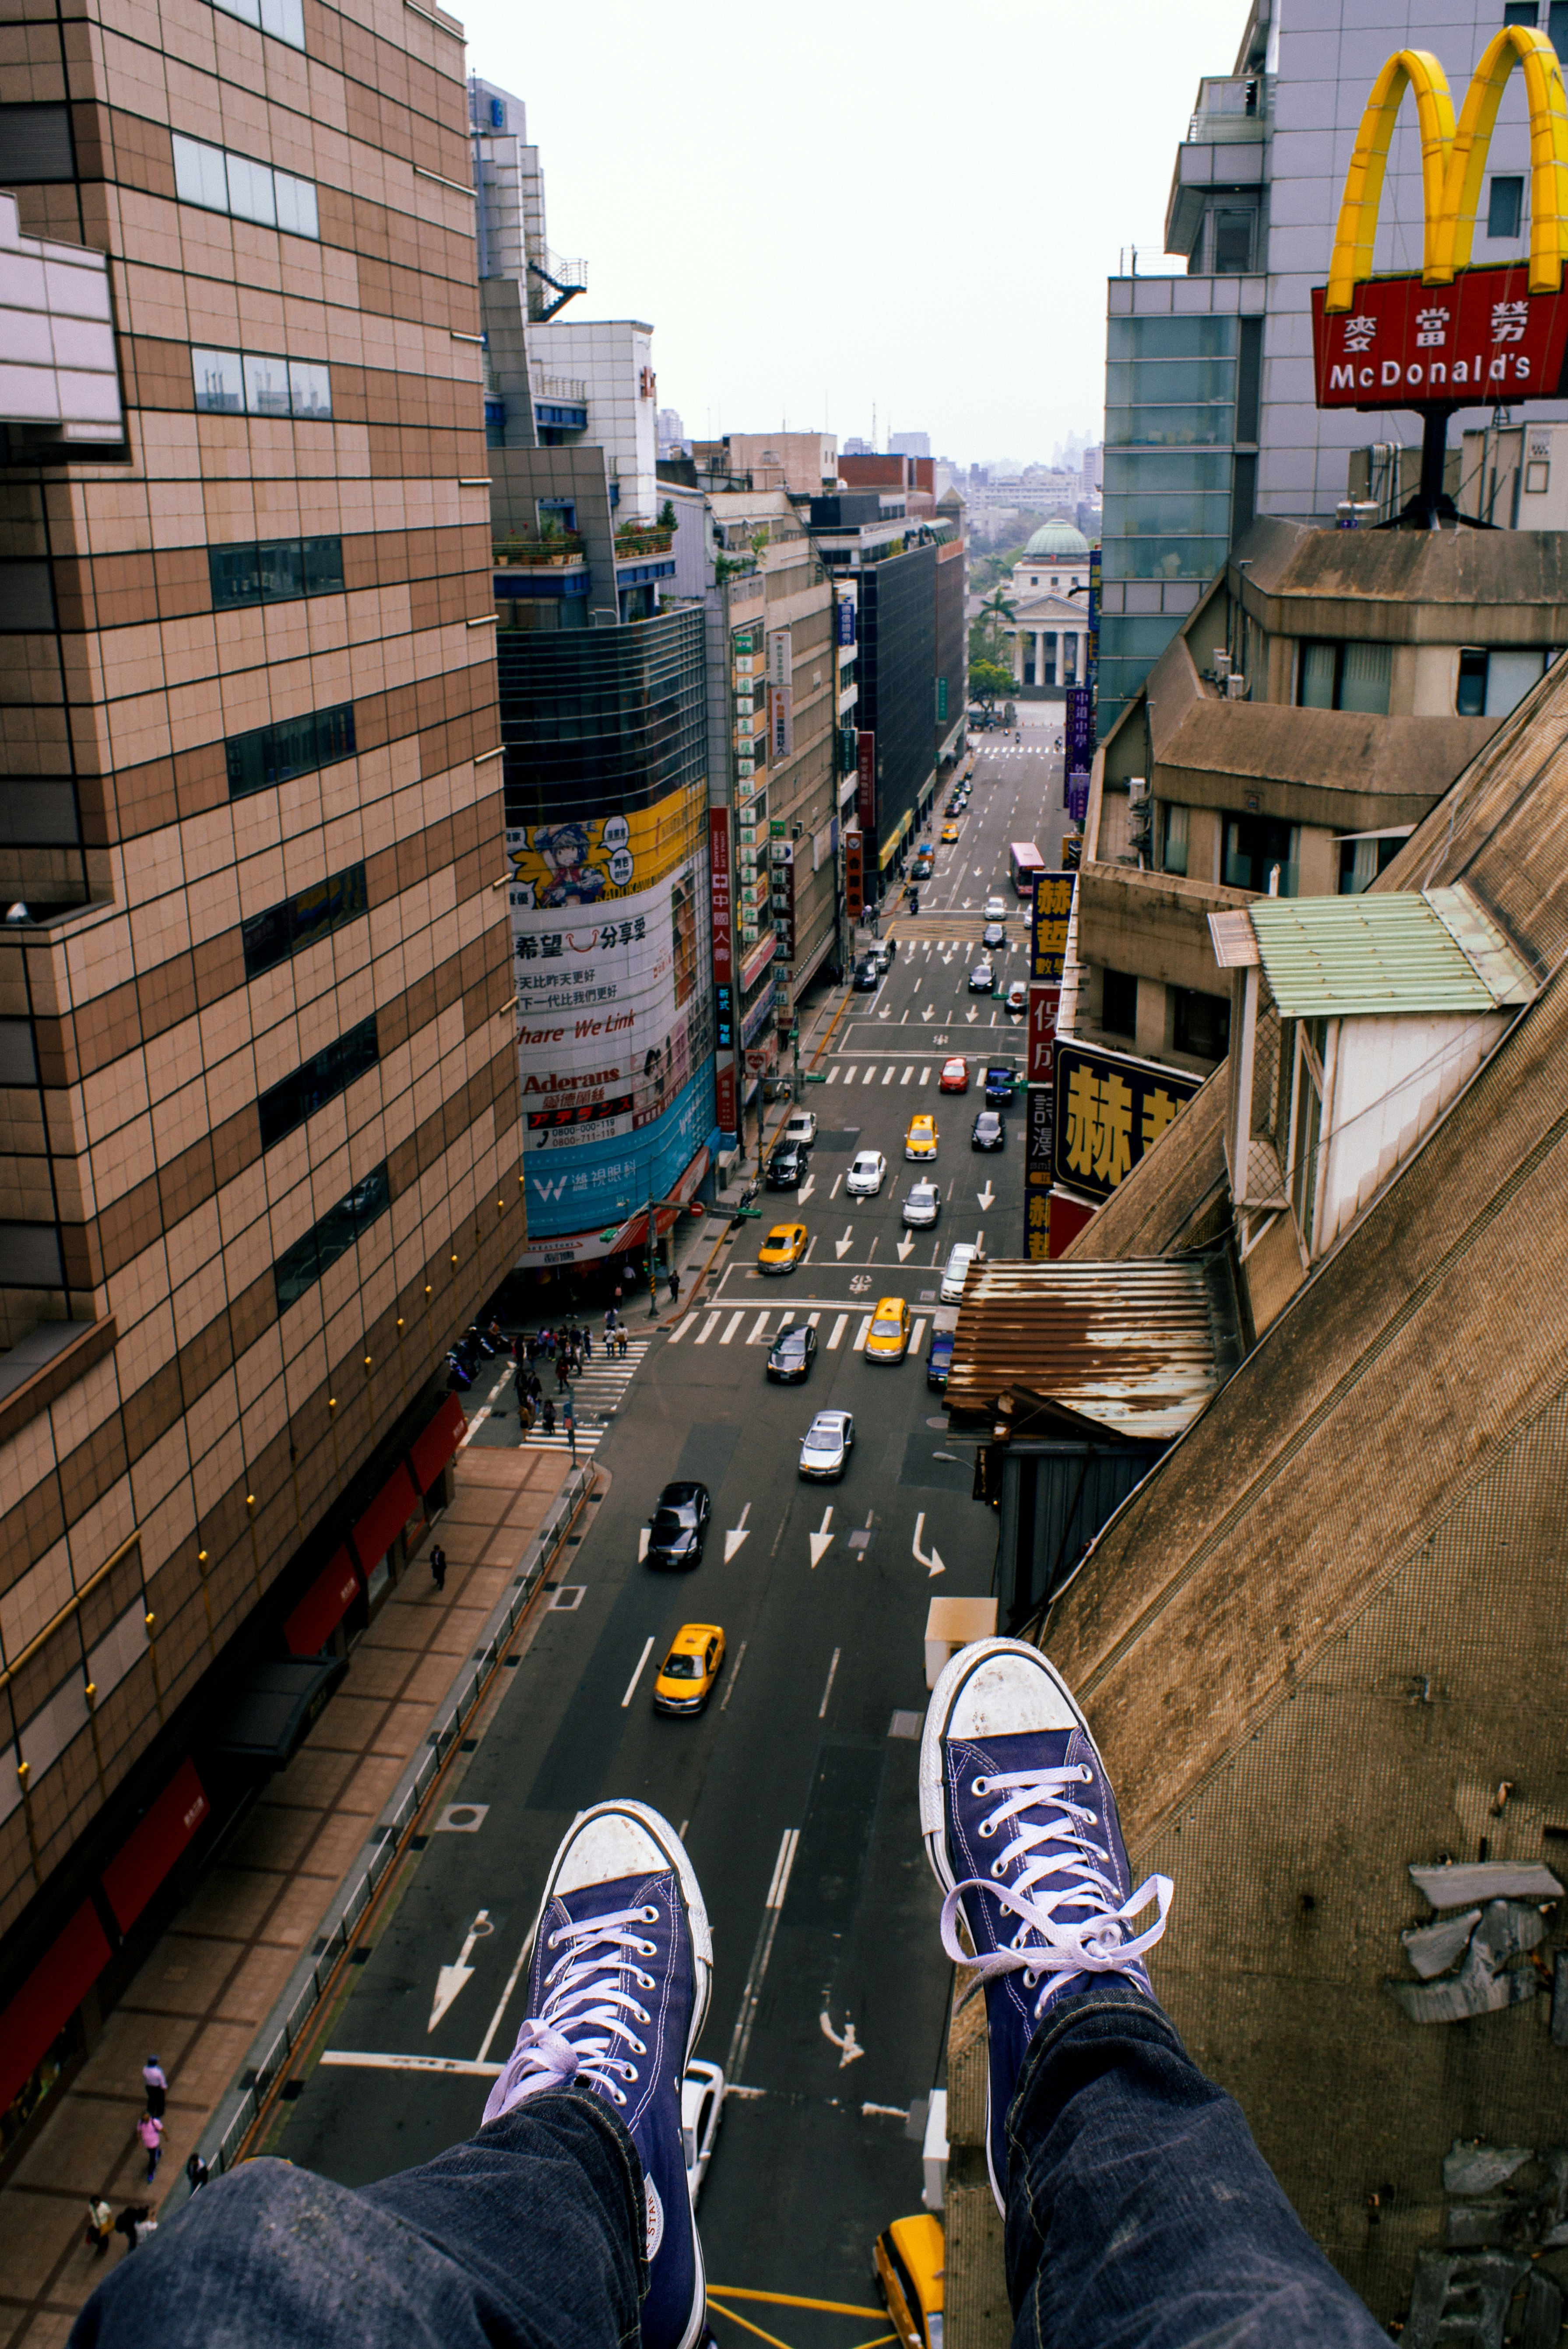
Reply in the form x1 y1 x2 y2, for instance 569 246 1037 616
524 1061 716 1237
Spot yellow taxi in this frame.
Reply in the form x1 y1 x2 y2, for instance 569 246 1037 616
905 1113 938 1161
940 823 960 843
864 1297 912 1362
756 1222 807 1273
651 1624 726 1715
874 2215 944 2349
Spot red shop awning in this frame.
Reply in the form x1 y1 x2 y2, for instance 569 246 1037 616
0 1901 110 2114
281 1548 362 1659
99 1758 211 1933
348 1462 418 1577
409 1394 468 1495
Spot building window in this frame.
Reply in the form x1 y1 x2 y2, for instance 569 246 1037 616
242 862 368 977
1297 638 1391 715
226 702 355 799
210 0 304 45
0 1220 65 1286
1487 175 1524 239
273 1162 390 1310
172 134 318 238
1172 986 1230 1060
209 535 344 612
0 103 75 182
1455 644 1550 717
1161 803 1189 876
259 1016 379 1152
1101 967 1138 1037
1210 205 1256 274
1338 835 1403 894
1224 812 1299 895
193 347 330 418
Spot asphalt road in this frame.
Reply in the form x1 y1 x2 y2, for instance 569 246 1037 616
269 727 1063 2344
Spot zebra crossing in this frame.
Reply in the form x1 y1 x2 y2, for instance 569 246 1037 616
468 1337 654 1456
668 1305 930 1358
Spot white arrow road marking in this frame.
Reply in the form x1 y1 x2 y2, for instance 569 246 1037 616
977 1181 996 1211
428 1909 494 2033
798 1174 816 1203
922 1004 933 1018
912 1512 947 1578
965 1007 979 1024
819 2010 866 2067
827 1314 849 1349
809 1507 835 1568
622 1635 656 1707
878 1006 890 1018
724 1503 752 1563
897 1234 915 1261
638 1527 650 1562
834 1226 854 1259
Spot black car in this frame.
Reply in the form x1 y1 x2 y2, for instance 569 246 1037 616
971 1110 1005 1152
766 1143 805 1190
766 1323 817 1383
644 1481 711 1570
853 957 880 991
926 1329 955 1391
984 1065 1014 1106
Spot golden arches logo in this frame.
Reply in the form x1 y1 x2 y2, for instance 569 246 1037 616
1326 26 1568 312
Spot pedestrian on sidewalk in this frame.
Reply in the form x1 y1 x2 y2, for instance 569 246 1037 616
616 1325 628 1359
555 1352 571 1392
184 2154 209 2196
668 1266 681 1307
563 1395 577 1465
541 1397 556 1438
137 2112 162 2183
86 2196 113 2258
141 2057 166 2119
112 2204 145 2257
429 1544 446 1593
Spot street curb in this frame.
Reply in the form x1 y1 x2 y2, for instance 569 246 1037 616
180 1459 597 2193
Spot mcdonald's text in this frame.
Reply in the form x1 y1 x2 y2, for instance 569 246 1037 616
1311 264 1568 410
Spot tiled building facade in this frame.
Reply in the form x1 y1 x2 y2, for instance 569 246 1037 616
0 0 518 2065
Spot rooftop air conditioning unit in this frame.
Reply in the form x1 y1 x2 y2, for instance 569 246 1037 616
1226 673 1247 699
1212 650 1232 681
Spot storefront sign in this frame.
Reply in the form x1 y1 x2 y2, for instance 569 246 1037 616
1052 1042 1201 1201
837 595 856 647
1029 872 1074 983
716 1054 736 1138
709 808 732 986
1065 687 1093 808
1311 263 1568 406
1027 984 1061 1085
844 829 865 923
1025 1085 1054 1261
772 840 796 962
857 729 876 835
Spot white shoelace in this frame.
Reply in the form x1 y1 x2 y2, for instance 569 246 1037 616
941 1763 1172 2011
489 1904 661 2114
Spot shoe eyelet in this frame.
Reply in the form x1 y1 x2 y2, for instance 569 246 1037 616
977 1818 995 1838
628 2037 646 2055
640 1906 659 1923
612 2088 626 2105
1023 1969 1039 1990
636 1938 657 1957
970 1777 988 1797
636 1971 654 1990
990 1859 1006 1878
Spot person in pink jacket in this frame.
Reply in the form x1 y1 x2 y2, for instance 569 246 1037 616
136 2112 162 2184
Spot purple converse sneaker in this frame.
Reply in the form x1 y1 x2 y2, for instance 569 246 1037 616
918 1638 1172 2215
483 1802 712 2349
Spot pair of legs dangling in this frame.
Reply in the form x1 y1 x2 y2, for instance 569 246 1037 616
70 1643 1386 2349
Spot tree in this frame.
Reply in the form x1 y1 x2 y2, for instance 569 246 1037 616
970 656 1013 707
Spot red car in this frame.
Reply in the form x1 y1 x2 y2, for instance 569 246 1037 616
939 1057 969 1093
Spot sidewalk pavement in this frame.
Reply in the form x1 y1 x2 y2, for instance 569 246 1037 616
0 1440 573 2349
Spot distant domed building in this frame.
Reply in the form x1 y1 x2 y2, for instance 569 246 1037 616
1001 514 1093 698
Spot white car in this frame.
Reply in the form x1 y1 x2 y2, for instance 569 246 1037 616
1006 980 1028 1014
799 1409 854 1480
902 1180 941 1228
681 2060 725 2201
782 1109 817 1149
847 1149 887 1197
940 1241 983 1303
983 896 1008 921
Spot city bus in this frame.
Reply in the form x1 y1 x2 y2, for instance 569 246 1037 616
1009 841 1046 897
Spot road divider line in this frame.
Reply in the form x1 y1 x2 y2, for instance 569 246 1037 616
912 1318 928 1352
621 1636 656 1709
828 1314 848 1349
818 1648 841 1719
725 1828 800 2084
476 1917 539 2063
854 1315 872 1351
694 1312 721 1345
719 1638 748 1712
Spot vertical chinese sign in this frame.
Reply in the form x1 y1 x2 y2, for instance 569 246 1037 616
709 807 736 1140
1065 687 1093 823
1025 872 1074 1259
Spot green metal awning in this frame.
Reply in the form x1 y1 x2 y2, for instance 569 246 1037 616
1242 888 1535 1020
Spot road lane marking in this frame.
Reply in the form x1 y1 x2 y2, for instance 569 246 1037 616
727 1828 801 2081
861 1067 875 1084
694 1311 721 1344
804 1235 817 1262
900 1066 912 1083
912 1513 947 1578
747 1311 770 1343
719 1311 745 1344
881 1066 894 1084
828 1314 848 1349
638 1528 650 1561
842 1065 856 1082
912 1318 927 1351
807 1310 821 1326
920 1066 931 1085
854 1315 872 1350
809 1507 835 1568
428 1908 494 2032
621 1635 656 1708
830 1173 843 1198
321 2051 504 2077
818 1647 840 1718
724 1504 752 1562
668 1314 698 1343
719 1639 748 1711
826 1067 839 1082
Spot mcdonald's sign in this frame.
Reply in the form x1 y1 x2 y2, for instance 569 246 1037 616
1311 26 1568 410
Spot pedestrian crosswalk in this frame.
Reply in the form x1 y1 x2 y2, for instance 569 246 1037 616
472 1338 654 1456
667 1306 929 1359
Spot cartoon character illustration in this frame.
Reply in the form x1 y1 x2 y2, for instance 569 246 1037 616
534 823 607 908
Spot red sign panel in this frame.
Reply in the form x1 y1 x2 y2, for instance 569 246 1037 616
1027 984 1061 1085
716 1056 736 1134
0 1900 110 2115
856 730 876 834
709 808 732 985
1311 263 1568 409
844 830 864 923
100 1758 211 1933
282 1549 361 1658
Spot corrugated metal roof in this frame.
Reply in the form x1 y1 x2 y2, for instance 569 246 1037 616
1246 887 1534 1019
946 1260 1221 1442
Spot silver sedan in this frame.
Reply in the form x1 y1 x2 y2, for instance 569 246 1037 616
799 1409 854 1480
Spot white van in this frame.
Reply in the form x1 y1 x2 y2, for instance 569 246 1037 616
940 1241 983 1303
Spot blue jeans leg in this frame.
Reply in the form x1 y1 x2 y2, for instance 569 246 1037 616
1002 1980 1386 2349
69 2090 644 2349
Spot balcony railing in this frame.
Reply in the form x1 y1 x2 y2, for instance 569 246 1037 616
1188 75 1268 141
493 532 585 567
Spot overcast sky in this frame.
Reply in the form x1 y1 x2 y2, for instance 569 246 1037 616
460 0 1249 468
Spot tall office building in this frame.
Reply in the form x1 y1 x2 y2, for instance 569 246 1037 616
1098 0 1568 733
0 0 517 2136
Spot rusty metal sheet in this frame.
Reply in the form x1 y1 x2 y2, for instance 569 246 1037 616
946 1259 1220 1442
